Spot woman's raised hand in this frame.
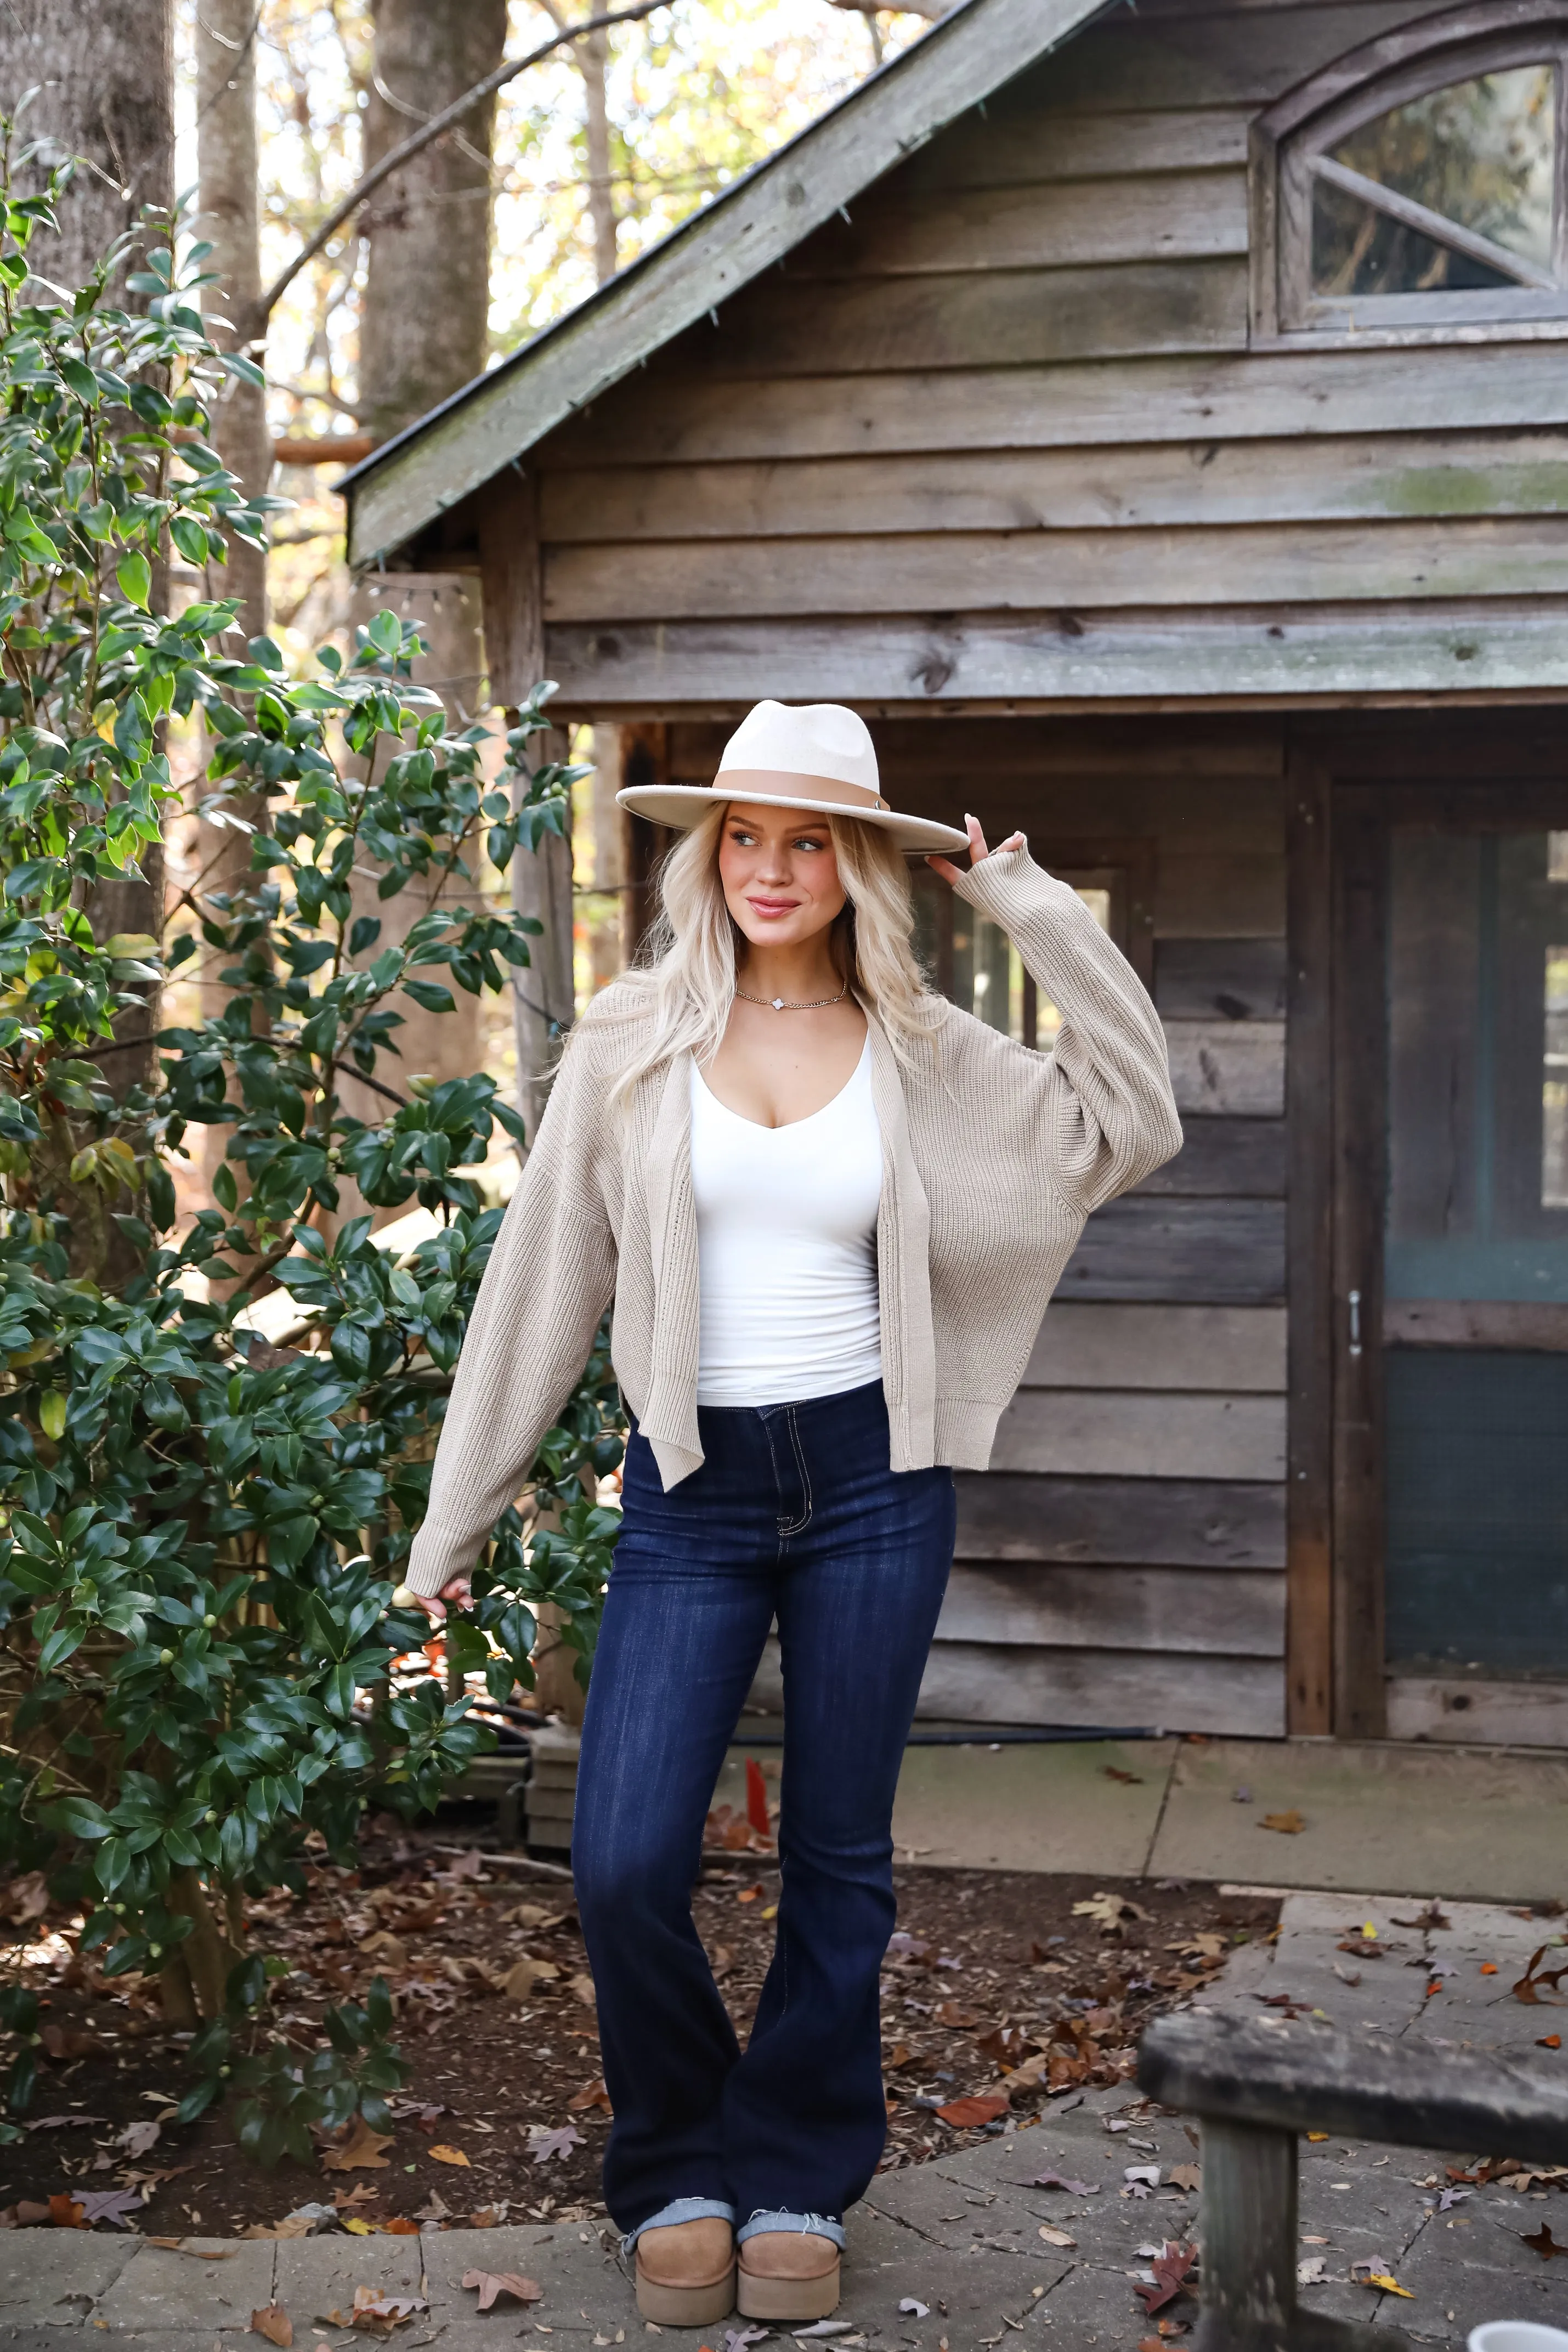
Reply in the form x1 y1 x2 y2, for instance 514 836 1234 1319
926 812 1026 889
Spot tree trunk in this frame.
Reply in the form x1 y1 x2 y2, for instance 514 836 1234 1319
0 0 174 297
340 0 508 1175
196 0 270 1221
0 2 174 1235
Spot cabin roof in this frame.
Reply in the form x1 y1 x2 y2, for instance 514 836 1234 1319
341 0 1109 568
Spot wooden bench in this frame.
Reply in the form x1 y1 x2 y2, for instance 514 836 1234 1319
1137 2010 1568 2351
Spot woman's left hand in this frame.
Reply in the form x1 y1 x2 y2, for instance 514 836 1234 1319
926 813 1026 889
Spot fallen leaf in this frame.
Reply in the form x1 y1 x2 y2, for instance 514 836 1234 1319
1135 2241 1196 2315
724 2331 770 2352
1297 2257 1326 2285
412 2190 451 2222
1539 2035 1563 2050
1074 1892 1151 1931
1524 2225 1568 2260
355 1932 407 1968
251 2307 294 2346
1354 2270 1413 2298
1125 2166 1161 2189
1 1869 48 1923
427 2144 471 2167
935 1999 982 2028
884 2042 915 2070
1038 2225 1076 2248
1168 2164 1202 2193
1022 2172 1098 2196
1307 2133 1329 2142
569 1972 597 2006
1480 1962 1499 1976
1261 1810 1306 1835
568 2077 613 2114
462 2268 544 2311
1513 1947 1568 2004
72 2189 145 2229
116 2118 163 2159
319 2286 429 2336
342 2217 377 2236
40 2023 107 2061
737 1882 765 1904
321 2116 394 2172
501 1954 559 2001
47 2194 87 2229
528 2124 584 2165
899 2299 932 2317
935 2092 1009 2128
24 2114 106 2132
333 2181 381 2211
885 1932 929 1959
383 2217 420 2235
146 2238 239 2255
1103 1766 1143 1784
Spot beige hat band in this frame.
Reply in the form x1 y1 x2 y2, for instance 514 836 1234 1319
713 767 889 814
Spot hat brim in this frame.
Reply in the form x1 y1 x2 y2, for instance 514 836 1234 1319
615 784 968 857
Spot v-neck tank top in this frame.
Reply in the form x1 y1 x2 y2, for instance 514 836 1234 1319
689 1036 884 1407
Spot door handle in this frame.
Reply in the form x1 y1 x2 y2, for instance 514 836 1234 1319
1348 1288 1363 1358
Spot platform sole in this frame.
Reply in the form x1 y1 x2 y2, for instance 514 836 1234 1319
735 2254 841 2322
633 2260 737 2326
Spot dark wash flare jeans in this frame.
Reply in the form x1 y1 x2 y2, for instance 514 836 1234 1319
573 1378 956 2241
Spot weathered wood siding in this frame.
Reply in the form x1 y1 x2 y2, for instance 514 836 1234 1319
531 0 1568 714
675 715 1292 1735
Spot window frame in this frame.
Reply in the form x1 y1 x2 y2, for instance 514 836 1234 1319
1252 0 1568 346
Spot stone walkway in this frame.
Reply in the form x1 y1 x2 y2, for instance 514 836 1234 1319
2 1892 1564 2350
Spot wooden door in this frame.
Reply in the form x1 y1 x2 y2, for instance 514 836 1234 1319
1331 779 1568 1746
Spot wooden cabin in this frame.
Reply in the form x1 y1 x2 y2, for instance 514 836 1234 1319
342 0 1568 1750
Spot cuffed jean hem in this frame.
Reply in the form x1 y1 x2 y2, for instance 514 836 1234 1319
621 2196 736 2257
737 2209 846 2251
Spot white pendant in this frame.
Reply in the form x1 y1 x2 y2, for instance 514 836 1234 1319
772 997 785 1010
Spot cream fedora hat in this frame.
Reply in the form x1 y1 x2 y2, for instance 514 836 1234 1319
615 699 969 856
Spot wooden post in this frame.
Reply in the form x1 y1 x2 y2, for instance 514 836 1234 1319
1284 744 1334 1734
479 470 575 1144
619 721 672 964
1195 2117 1299 2347
1331 792 1389 1738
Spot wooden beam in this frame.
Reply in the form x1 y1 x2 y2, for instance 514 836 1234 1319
1330 788 1389 1738
1024 1303 1287 1391
1062 1196 1286 1303
477 468 542 710
954 1471 1287 1567
1284 742 1333 1737
539 432 1568 545
540 602 1568 713
541 344 1568 470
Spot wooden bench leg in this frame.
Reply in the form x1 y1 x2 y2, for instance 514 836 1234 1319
1196 2117 1404 2352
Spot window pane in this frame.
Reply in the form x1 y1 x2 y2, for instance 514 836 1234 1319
953 909 1023 1041
1546 944 1568 1208
1312 174 1521 293
1312 64 1556 296
1036 887 1113 1048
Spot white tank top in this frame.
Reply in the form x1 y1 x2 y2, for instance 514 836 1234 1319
689 1035 884 1407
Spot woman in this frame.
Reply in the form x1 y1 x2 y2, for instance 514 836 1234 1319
398 700 1181 2328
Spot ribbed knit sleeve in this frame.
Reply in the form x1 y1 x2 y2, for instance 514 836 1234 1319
950 843 1182 1217
401 1038 618 1597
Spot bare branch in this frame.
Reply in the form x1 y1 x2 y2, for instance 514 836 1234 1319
827 0 953 16
252 0 667 331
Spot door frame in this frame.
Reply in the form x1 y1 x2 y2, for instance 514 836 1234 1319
1286 717 1568 1739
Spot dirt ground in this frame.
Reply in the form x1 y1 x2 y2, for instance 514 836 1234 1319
0 1807 1279 2238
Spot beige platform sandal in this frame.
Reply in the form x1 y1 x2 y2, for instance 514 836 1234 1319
632 2216 737 2326
735 2229 842 2322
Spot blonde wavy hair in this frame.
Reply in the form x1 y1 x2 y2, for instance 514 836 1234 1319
589 802 947 1100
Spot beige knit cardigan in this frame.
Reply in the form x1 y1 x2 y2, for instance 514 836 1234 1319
403 846 1182 1596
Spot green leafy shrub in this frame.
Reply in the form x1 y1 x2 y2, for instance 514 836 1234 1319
0 136 622 2152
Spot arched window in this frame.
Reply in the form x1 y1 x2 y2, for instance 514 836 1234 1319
1254 2 1568 338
